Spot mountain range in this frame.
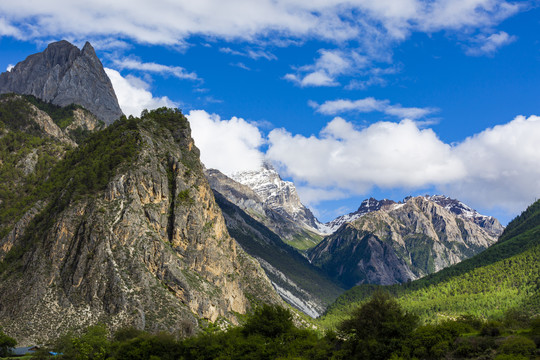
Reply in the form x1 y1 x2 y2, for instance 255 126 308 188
1 40 532 347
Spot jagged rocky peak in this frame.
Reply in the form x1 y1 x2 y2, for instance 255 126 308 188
325 197 399 232
423 195 504 237
309 194 501 288
0 40 123 124
0 109 282 345
231 162 328 234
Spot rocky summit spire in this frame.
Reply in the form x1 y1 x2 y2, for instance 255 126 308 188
0 40 123 124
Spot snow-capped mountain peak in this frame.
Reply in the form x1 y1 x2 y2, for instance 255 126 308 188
231 163 329 234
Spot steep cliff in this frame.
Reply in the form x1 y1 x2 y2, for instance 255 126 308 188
309 196 500 288
0 107 281 345
230 164 327 249
0 40 123 124
206 168 323 250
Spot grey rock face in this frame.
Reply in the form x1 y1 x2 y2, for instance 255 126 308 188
210 186 344 318
309 196 500 288
0 111 282 345
231 163 327 234
0 40 123 124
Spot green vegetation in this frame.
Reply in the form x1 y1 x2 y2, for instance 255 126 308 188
23 94 85 129
9 293 538 359
284 230 323 251
0 113 140 274
0 327 17 357
319 199 540 329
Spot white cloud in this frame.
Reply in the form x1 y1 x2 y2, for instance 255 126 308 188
0 1 520 46
220 47 277 61
104 68 178 117
264 113 540 218
0 17 20 37
186 110 265 175
285 49 369 87
230 62 251 71
311 98 437 120
295 186 348 207
0 1 521 90
444 115 540 213
112 58 200 81
6 64 14 72
266 117 465 191
466 31 517 56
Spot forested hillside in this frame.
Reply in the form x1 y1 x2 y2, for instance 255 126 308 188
320 199 540 328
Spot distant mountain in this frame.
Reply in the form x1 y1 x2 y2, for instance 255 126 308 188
325 195 503 236
230 164 328 249
321 199 540 327
325 198 398 233
0 40 123 124
0 105 282 345
309 196 502 288
211 190 344 317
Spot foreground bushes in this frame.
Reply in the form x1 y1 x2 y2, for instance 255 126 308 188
22 293 539 360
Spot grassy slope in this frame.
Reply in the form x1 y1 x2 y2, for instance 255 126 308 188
319 200 540 329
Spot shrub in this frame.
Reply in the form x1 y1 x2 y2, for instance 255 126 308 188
498 336 536 357
0 327 17 357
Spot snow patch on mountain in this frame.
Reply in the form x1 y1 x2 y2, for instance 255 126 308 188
231 163 330 234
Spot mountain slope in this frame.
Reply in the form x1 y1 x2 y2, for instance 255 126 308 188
205 168 323 251
320 199 540 328
230 164 327 249
0 40 123 124
0 93 103 240
211 189 344 317
309 196 500 288
0 108 282 345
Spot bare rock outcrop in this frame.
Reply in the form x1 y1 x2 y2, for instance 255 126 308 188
0 40 123 124
0 109 281 345
309 196 500 288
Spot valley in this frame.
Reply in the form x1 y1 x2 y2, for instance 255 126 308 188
0 39 538 359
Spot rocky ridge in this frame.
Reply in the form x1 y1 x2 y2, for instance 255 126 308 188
309 196 501 288
0 108 282 345
0 40 123 124
206 169 344 317
230 164 328 249
325 198 398 233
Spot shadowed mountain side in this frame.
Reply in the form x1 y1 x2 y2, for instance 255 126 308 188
212 190 344 317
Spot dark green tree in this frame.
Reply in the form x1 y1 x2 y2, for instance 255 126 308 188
242 304 294 338
338 290 419 360
0 327 17 357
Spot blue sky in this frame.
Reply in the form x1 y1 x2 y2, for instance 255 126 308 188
1 0 540 224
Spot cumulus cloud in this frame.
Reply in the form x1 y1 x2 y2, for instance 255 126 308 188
311 98 437 120
105 68 178 117
285 49 369 87
266 117 465 191
187 110 265 175
6 64 14 72
444 115 540 213
466 31 517 56
112 58 199 81
264 114 540 218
